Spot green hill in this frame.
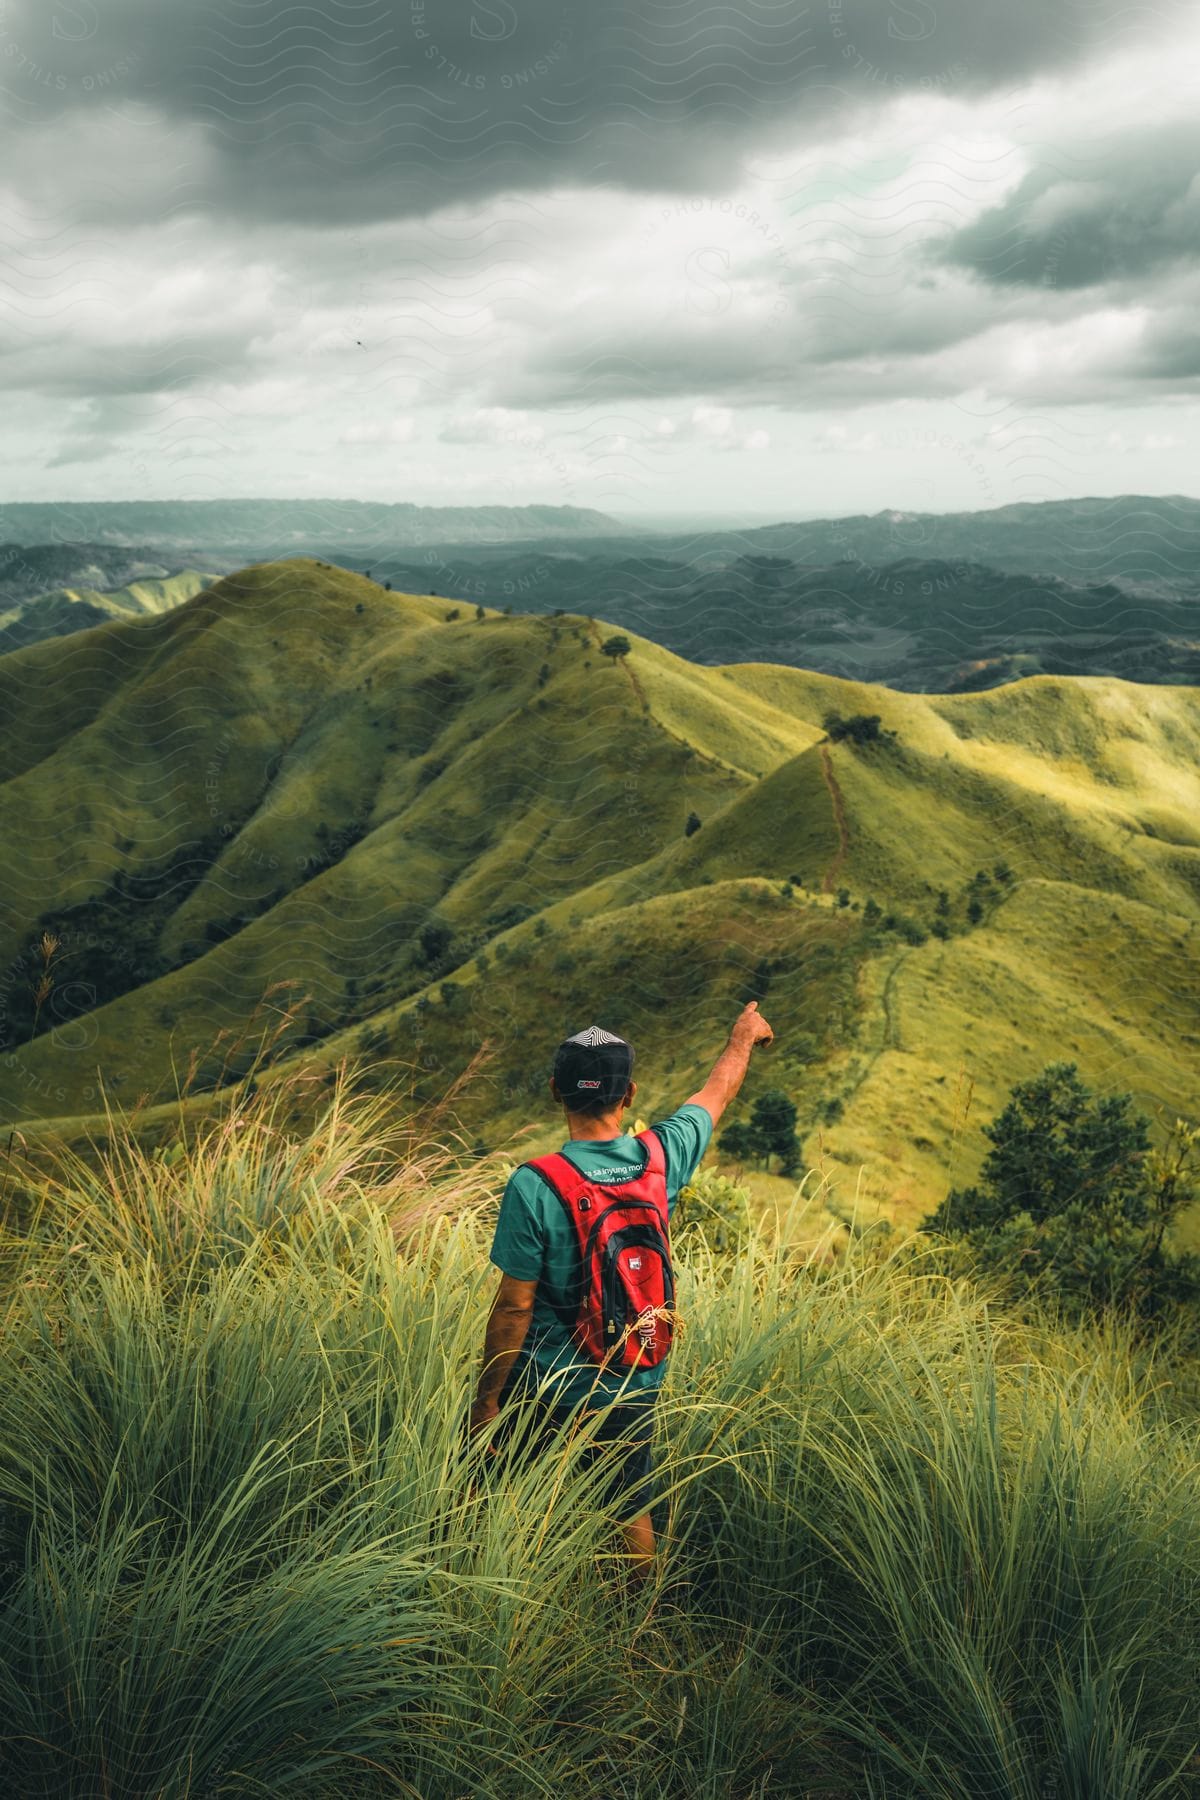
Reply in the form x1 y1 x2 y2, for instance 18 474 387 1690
1 557 1196 1229
0 568 219 655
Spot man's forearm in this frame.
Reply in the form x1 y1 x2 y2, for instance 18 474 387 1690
475 1301 534 1409
687 1030 755 1124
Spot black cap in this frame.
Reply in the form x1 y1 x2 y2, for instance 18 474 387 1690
553 1025 634 1109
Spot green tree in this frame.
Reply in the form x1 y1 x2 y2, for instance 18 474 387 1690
924 1063 1200 1326
863 896 882 925
720 1088 800 1174
967 897 984 925
824 711 897 747
475 603 486 621
836 887 851 908
684 811 702 837
717 1120 759 1164
418 919 453 966
601 634 632 663
935 889 950 917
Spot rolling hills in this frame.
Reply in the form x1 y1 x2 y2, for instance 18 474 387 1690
0 569 220 656
7 496 1197 691
1 557 1196 1227
341 548 1200 691
0 540 232 610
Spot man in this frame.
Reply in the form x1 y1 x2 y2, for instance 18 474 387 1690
468 999 775 1585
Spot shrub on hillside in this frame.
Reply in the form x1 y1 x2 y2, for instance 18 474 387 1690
484 902 535 936
924 1062 1200 1329
674 1165 751 1255
418 919 454 967
415 753 449 790
824 711 898 746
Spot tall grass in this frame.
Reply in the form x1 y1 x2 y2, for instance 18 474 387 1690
1 1068 1198 1796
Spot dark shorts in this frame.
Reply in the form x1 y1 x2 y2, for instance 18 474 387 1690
490 1365 658 1520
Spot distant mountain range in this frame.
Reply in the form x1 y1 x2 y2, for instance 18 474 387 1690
3 495 1198 689
648 494 1200 593
0 500 621 555
330 549 1200 691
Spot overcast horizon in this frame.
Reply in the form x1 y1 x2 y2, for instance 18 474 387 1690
3 0 1199 521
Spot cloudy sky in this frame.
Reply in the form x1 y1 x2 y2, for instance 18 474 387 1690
2 0 1198 520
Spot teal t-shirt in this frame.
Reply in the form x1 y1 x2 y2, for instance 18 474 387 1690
488 1103 714 1408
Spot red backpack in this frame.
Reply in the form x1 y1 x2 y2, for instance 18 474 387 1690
525 1128 676 1370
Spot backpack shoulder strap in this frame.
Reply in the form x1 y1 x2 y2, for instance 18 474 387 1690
524 1150 593 1205
636 1127 666 1180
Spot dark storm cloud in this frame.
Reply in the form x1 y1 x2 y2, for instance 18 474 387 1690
938 123 1200 290
1 0 1186 223
1126 293 1200 381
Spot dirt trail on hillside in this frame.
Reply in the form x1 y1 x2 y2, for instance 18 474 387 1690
879 950 906 1051
819 742 850 892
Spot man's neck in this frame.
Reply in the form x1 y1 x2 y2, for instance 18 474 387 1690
564 1110 626 1141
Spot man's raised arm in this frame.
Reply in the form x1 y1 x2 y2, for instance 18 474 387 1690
686 1000 775 1129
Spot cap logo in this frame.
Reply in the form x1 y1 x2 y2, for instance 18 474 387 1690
576 1078 601 1089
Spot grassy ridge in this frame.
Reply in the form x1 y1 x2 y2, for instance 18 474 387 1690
1 1070 1198 1796
0 569 218 655
0 557 1197 1226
